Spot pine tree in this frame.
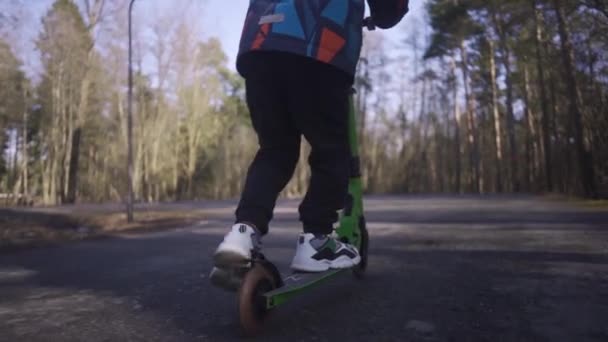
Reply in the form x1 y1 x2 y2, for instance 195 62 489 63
36 0 95 204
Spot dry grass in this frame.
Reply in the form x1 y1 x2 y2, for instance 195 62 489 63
541 193 608 209
0 207 205 252
576 199 608 209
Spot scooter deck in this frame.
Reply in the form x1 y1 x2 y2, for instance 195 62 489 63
264 269 344 309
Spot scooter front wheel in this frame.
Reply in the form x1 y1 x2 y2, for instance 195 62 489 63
238 263 277 336
353 216 369 279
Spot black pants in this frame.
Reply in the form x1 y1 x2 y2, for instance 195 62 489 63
236 51 352 235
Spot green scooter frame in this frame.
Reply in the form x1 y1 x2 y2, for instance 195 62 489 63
235 93 369 336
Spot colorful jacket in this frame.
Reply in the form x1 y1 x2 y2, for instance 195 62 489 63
237 0 409 78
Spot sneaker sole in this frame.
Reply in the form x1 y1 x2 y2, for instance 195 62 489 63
291 255 362 272
330 255 361 269
290 261 330 272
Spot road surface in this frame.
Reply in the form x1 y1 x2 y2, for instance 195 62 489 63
1 196 607 341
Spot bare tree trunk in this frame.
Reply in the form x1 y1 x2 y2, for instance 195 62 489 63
419 77 430 191
503 48 519 192
54 67 66 204
440 66 452 192
66 73 92 203
357 59 369 148
21 86 28 196
547 64 561 190
523 63 539 191
151 136 160 201
450 58 462 193
50 147 59 205
492 10 519 192
61 94 73 203
356 60 370 189
11 133 18 196
533 2 553 192
489 39 503 193
173 131 179 198
45 75 59 204
408 61 428 192
66 127 81 203
553 0 597 198
144 149 151 202
368 103 382 192
459 43 479 193
435 117 444 192
65 1 108 203
41 146 50 204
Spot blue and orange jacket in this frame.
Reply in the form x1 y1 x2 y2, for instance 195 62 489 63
237 0 409 78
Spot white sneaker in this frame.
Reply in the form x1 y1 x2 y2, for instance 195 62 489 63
290 233 361 272
213 223 261 269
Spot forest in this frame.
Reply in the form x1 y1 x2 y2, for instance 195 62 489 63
0 0 606 206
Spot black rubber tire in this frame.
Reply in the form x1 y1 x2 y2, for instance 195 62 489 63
353 216 369 279
237 264 277 336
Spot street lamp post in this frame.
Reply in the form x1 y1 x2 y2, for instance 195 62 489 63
127 0 135 222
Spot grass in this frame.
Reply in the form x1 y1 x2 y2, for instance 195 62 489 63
542 193 608 209
0 207 205 252
575 199 608 209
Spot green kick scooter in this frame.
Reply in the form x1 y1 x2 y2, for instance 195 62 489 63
218 17 376 337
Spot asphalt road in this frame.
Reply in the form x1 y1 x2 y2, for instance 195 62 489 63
1 196 607 342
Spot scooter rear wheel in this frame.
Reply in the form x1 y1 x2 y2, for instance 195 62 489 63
353 216 369 279
238 264 277 336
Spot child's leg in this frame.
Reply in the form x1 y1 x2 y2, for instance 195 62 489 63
235 55 301 235
286 57 352 235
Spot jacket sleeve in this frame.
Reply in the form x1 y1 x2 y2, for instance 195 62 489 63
367 0 409 29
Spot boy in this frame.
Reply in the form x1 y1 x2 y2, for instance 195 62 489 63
212 0 409 283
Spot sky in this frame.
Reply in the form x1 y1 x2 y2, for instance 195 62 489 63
3 0 428 77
